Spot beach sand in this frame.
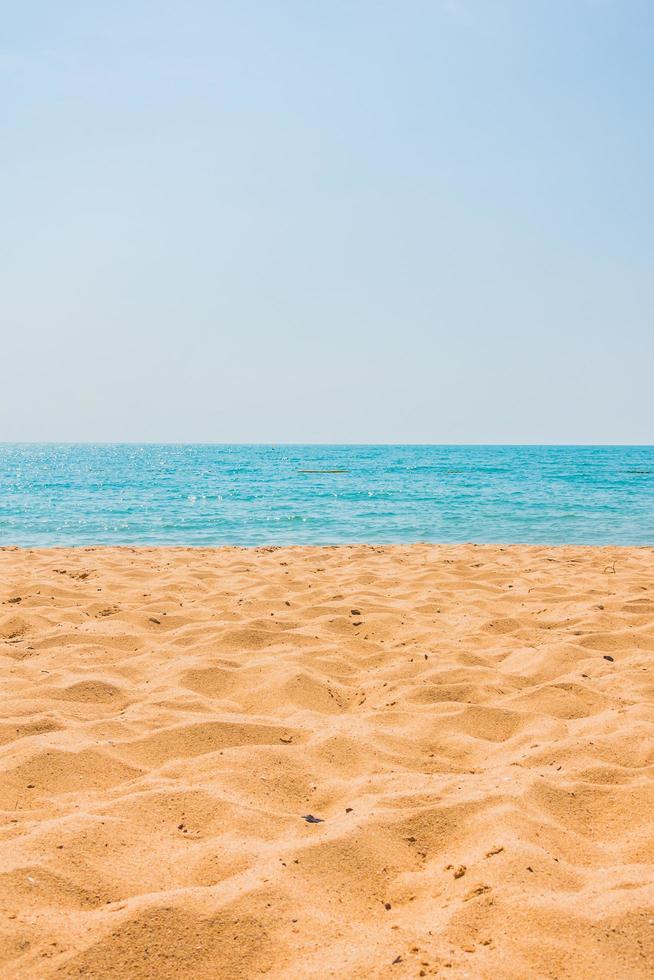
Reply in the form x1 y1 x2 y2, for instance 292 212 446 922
1 544 653 978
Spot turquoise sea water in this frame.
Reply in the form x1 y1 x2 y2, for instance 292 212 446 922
0 444 652 547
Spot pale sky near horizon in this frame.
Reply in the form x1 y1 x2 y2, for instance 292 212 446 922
2 1 652 444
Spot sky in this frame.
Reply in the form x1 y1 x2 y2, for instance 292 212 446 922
1 1 652 443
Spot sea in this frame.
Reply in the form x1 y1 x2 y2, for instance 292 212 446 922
0 444 652 547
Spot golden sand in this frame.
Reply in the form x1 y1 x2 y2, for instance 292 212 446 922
1 544 653 978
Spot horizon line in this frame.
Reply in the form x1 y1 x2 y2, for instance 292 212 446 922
1 441 653 449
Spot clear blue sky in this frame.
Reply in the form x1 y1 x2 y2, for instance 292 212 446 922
2 1 652 443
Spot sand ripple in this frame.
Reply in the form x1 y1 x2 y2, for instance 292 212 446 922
1 544 654 978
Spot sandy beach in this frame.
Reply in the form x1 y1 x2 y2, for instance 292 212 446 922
1 543 653 978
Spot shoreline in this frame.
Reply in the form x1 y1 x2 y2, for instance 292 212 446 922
2 541 653 551
2 544 653 977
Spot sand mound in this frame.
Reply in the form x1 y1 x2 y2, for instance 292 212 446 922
1 543 654 978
